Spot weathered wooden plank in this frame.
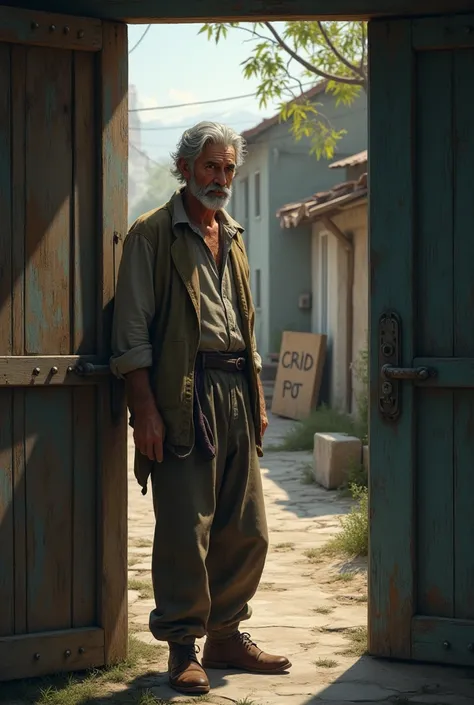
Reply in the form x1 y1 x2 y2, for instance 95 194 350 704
452 48 474 621
0 355 110 386
414 49 454 619
11 44 26 358
3 0 474 21
0 390 14 637
0 7 101 50
368 19 415 659
413 14 474 50
412 616 474 666
25 45 72 355
13 389 27 634
99 21 128 665
73 51 97 355
0 627 104 681
0 43 12 356
25 388 73 632
72 386 97 627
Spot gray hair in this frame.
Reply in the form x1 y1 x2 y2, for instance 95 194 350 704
170 121 247 183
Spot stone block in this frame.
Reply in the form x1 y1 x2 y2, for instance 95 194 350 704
363 444 369 472
313 432 362 490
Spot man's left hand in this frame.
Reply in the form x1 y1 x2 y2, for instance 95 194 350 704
261 414 269 437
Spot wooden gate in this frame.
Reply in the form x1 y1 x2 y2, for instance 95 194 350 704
0 9 128 680
369 14 474 665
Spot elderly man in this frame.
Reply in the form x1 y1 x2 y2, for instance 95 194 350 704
111 121 291 695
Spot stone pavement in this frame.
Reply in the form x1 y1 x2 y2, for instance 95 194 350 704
128 414 474 705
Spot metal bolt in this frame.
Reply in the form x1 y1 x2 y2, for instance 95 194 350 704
49 24 56 32
382 381 393 395
79 647 85 655
468 643 474 652
443 640 451 650
31 21 39 30
78 29 85 38
63 26 70 34
65 649 71 658
51 366 58 375
32 367 41 376
34 653 40 660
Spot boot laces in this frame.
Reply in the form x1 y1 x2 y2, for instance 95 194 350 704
239 632 258 651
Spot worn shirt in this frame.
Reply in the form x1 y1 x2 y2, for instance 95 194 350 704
111 192 262 377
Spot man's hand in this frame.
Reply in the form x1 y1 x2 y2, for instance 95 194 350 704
125 368 166 462
261 413 269 437
133 405 166 462
257 377 268 437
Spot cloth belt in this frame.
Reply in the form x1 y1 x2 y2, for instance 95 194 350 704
193 351 247 460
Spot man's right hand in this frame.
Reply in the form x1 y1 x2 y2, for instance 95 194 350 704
133 406 166 463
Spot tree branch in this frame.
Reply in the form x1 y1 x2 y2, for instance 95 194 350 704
263 21 365 87
317 21 364 78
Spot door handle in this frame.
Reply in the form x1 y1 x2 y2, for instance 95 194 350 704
381 364 435 381
378 311 438 421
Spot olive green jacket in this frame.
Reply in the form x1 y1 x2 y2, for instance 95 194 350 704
114 192 263 494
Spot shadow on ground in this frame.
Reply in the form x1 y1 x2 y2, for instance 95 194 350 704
2 655 474 705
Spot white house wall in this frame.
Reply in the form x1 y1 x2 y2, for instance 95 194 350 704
231 143 270 359
311 203 368 414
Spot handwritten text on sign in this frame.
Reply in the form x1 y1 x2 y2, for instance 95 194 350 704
271 332 327 420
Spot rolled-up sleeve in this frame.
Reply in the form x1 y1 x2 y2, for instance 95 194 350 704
110 232 155 378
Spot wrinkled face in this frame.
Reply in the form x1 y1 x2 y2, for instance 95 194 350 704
180 142 236 210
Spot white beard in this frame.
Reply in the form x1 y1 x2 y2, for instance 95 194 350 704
189 176 232 210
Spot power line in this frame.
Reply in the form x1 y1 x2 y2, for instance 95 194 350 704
128 81 315 113
129 25 152 54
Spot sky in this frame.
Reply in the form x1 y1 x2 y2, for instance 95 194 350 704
127 22 294 161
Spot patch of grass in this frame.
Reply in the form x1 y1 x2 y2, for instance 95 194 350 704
274 542 295 552
37 676 100 704
331 572 356 583
278 405 360 451
339 459 368 495
300 463 316 485
313 605 334 615
128 578 154 599
340 626 368 657
258 582 287 592
308 485 368 560
128 556 144 567
131 537 153 548
235 699 258 705
315 658 338 668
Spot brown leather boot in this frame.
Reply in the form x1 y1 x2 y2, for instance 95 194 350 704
168 642 210 695
202 632 292 674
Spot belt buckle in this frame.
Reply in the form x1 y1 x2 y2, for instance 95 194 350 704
235 357 245 371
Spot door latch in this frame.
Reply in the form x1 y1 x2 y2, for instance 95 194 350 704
378 312 402 420
378 312 435 421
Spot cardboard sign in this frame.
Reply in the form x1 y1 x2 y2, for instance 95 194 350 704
271 331 327 420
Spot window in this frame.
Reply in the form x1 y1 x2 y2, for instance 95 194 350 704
255 268 262 309
319 235 328 334
242 177 249 221
254 171 261 218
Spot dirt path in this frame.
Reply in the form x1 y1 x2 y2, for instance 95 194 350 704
128 414 474 705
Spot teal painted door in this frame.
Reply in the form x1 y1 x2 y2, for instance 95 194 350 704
369 14 474 666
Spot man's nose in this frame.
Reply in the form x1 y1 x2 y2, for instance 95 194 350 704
214 168 227 186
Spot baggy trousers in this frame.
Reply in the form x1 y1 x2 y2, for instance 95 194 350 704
149 368 269 645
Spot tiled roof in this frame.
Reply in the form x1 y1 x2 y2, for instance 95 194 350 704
329 149 368 169
277 172 367 229
241 81 328 142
